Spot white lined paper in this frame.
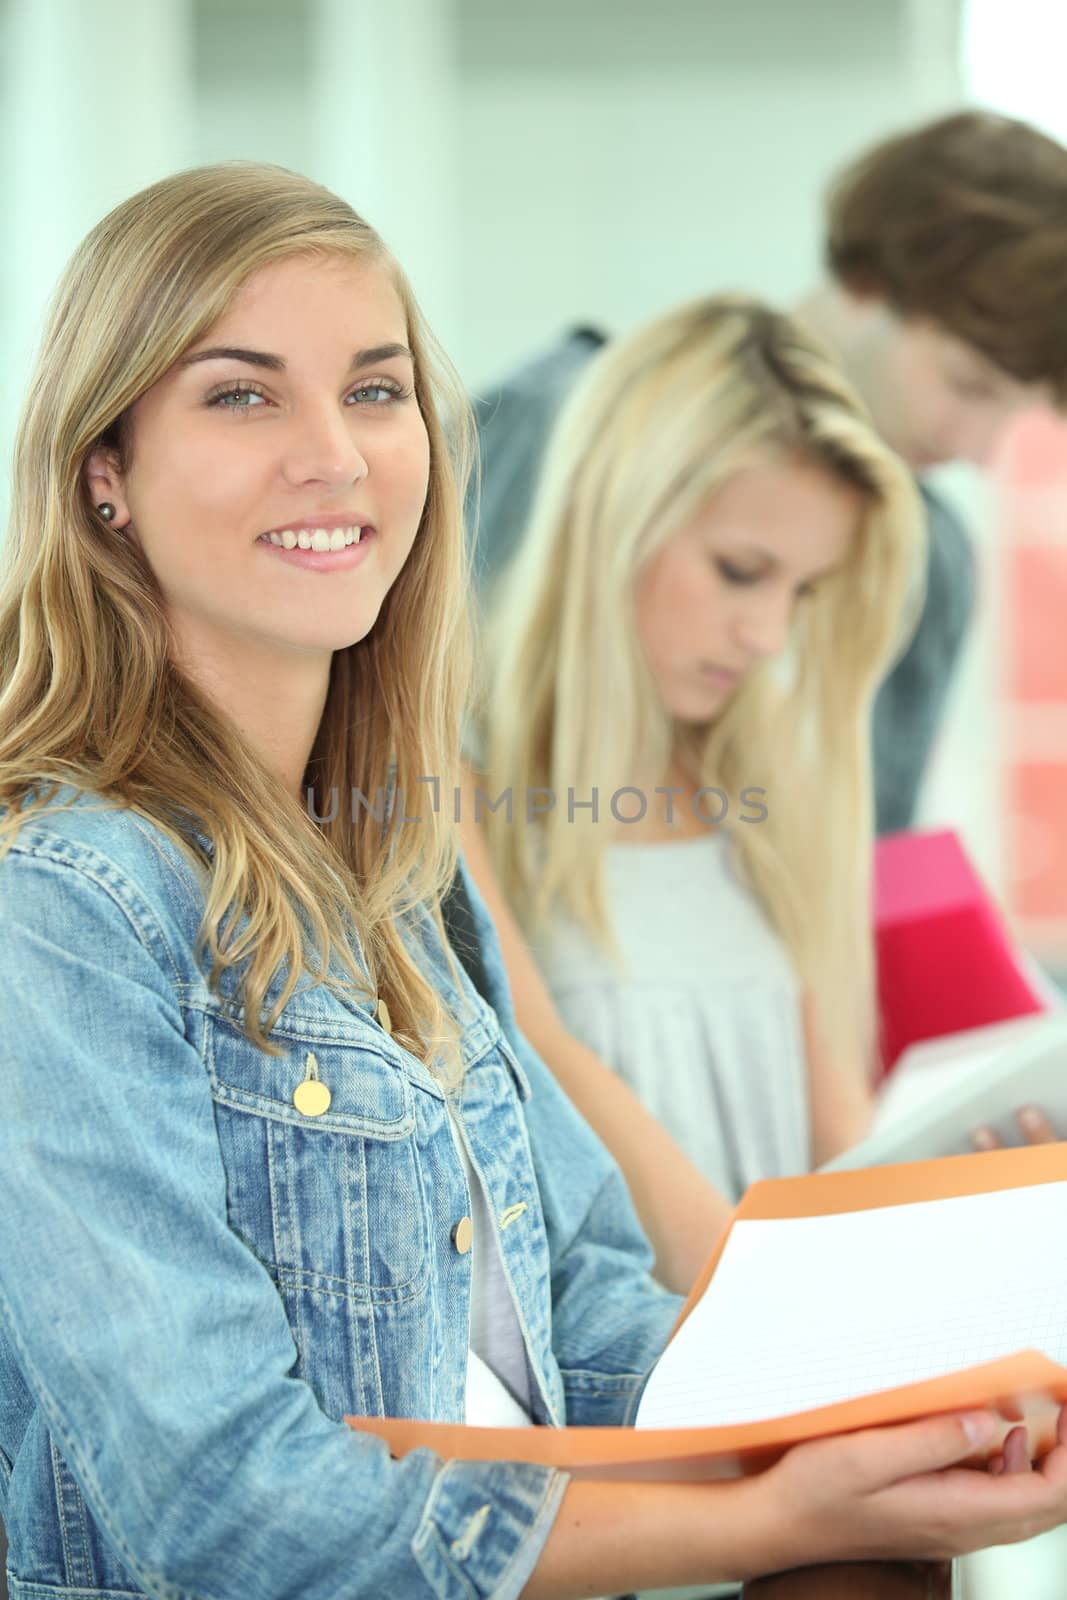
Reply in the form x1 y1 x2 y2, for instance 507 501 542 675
637 1182 1067 1429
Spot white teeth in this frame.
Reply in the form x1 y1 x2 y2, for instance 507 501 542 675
267 524 366 553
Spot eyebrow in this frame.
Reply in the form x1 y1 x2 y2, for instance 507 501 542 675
177 342 414 373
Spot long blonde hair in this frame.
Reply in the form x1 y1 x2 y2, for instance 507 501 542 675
484 294 924 1076
0 162 474 1070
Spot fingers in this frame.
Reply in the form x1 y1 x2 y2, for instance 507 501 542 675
1002 1426 1033 1474
847 1411 1000 1486
793 1411 1067 1561
1016 1106 1059 1145
1033 1409 1067 1483
973 1106 1060 1150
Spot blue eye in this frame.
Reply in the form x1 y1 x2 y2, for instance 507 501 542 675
209 384 266 409
205 377 412 414
347 381 407 405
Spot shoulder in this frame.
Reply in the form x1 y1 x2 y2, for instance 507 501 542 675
472 328 607 437
917 478 967 532
917 482 975 580
904 482 977 653
0 786 207 972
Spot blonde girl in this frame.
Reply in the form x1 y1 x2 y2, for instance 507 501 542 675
479 296 923 1200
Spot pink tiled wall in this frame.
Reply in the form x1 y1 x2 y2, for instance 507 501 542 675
1000 412 1067 957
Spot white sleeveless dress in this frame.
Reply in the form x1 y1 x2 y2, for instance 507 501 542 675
531 834 811 1203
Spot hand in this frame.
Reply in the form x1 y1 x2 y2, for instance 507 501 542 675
972 1104 1062 1151
754 1406 1067 1571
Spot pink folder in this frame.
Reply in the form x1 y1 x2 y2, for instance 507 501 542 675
875 829 1046 1071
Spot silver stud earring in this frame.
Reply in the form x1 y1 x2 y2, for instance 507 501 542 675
96 502 116 522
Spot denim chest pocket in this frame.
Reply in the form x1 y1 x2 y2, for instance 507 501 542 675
205 1010 429 1302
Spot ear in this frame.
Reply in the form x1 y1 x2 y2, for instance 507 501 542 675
83 444 131 528
838 283 895 334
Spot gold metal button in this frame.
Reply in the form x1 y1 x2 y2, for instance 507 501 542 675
293 1051 331 1118
451 1216 473 1255
376 997 392 1035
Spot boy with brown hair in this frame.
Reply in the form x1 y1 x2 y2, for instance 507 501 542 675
815 109 1067 469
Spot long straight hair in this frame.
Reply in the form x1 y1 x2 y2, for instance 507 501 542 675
0 163 474 1073
484 295 924 1076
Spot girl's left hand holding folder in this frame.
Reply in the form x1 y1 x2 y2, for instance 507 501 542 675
750 1405 1067 1573
525 1407 1067 1593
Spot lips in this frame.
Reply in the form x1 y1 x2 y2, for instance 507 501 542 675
255 527 376 572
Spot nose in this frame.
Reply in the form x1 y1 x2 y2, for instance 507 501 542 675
281 400 369 488
954 407 1011 469
734 589 793 661
969 419 1009 469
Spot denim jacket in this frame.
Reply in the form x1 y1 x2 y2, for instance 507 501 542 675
0 790 680 1600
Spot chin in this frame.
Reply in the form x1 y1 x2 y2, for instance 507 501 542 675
287 601 387 654
671 694 729 727
908 445 949 473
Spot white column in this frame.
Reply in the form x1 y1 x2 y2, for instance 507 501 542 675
902 0 966 116
915 466 1006 896
0 0 195 520
310 0 461 358
963 0 1067 141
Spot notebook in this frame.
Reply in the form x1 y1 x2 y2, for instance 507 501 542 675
346 1146 1067 1480
822 1013 1067 1172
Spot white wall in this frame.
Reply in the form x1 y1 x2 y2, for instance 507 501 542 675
453 0 963 387
192 0 313 171
0 0 965 418
0 0 196 526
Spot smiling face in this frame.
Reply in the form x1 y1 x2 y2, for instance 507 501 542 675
86 252 431 674
634 452 861 725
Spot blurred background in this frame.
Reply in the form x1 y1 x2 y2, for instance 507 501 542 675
0 1 1065 1593
3 0 1067 986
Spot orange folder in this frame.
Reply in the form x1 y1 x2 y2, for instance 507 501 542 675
346 1145 1067 1480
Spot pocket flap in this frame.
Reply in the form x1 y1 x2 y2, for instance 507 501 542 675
207 1018 415 1140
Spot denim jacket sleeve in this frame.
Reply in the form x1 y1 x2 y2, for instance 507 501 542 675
0 841 566 1600
455 859 684 1425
